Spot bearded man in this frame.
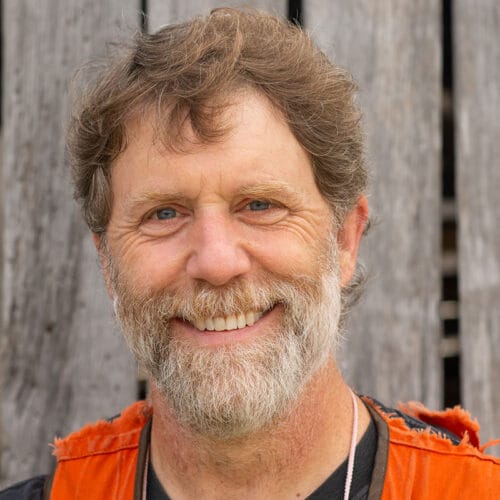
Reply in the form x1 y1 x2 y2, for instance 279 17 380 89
1 7 499 500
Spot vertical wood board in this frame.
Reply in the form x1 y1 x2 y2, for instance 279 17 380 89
454 0 500 453
0 0 139 485
305 0 442 408
148 0 287 32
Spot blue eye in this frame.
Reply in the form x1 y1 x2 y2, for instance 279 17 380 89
155 207 177 220
248 200 271 211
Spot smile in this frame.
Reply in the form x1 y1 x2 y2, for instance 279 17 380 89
192 311 264 332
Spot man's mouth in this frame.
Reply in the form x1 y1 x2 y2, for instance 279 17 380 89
191 310 266 332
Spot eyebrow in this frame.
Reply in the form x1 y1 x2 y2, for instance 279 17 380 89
122 190 190 213
238 181 305 202
123 180 305 211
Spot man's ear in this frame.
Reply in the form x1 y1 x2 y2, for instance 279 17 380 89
337 195 368 287
92 232 114 299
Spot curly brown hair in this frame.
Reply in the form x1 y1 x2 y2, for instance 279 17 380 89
67 7 368 315
68 7 366 228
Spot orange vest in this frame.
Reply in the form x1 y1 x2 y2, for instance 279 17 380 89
48 398 500 499
365 399 500 499
49 401 152 500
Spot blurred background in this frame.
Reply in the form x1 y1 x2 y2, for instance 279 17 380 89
1 0 499 486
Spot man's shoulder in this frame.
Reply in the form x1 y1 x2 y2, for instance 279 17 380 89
377 398 488 441
365 396 499 452
364 396 500 493
365 397 465 443
0 401 152 500
0 475 46 500
53 399 151 461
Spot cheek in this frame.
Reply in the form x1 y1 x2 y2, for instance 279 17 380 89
247 232 329 279
114 238 189 292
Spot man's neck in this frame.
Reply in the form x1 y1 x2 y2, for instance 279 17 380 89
149 358 371 499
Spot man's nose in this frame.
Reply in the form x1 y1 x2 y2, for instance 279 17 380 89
186 212 252 286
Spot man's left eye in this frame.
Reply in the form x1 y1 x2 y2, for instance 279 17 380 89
155 207 177 220
247 200 271 211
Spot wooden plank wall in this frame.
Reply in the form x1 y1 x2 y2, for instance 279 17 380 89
0 0 499 486
455 0 500 450
305 0 442 409
148 0 287 30
0 0 139 486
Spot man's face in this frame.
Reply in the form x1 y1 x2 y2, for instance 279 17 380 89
104 91 352 438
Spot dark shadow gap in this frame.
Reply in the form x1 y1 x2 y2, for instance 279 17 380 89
288 0 302 26
140 0 148 33
138 378 147 400
441 0 460 408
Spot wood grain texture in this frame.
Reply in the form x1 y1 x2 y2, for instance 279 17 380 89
454 1 500 451
0 0 139 485
305 0 442 408
147 0 287 32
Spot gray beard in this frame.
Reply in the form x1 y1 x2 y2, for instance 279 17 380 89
111 254 342 440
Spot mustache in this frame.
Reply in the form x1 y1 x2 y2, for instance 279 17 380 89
113 271 325 324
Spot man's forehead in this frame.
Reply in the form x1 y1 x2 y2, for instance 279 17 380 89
109 90 324 214
120 88 290 156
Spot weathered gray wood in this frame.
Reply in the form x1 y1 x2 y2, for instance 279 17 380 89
148 0 287 32
305 0 442 408
0 1 139 486
455 1 500 452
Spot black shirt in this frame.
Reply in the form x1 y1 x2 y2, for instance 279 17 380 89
0 475 46 500
147 419 377 500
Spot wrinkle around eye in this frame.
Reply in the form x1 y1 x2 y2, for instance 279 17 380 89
140 209 189 237
238 203 289 225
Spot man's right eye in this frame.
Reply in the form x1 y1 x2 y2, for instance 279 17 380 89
154 207 177 220
247 200 272 211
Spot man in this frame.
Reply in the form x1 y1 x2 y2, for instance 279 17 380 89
2 8 499 500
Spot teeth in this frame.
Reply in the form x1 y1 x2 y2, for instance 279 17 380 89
214 317 225 330
225 315 238 330
192 310 265 332
194 318 205 331
237 313 246 329
245 311 256 326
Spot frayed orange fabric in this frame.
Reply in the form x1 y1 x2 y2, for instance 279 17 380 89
48 398 500 499
364 398 500 499
53 400 151 460
481 439 500 454
50 400 151 500
399 401 481 447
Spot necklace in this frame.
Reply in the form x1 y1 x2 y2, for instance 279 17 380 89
344 388 359 500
